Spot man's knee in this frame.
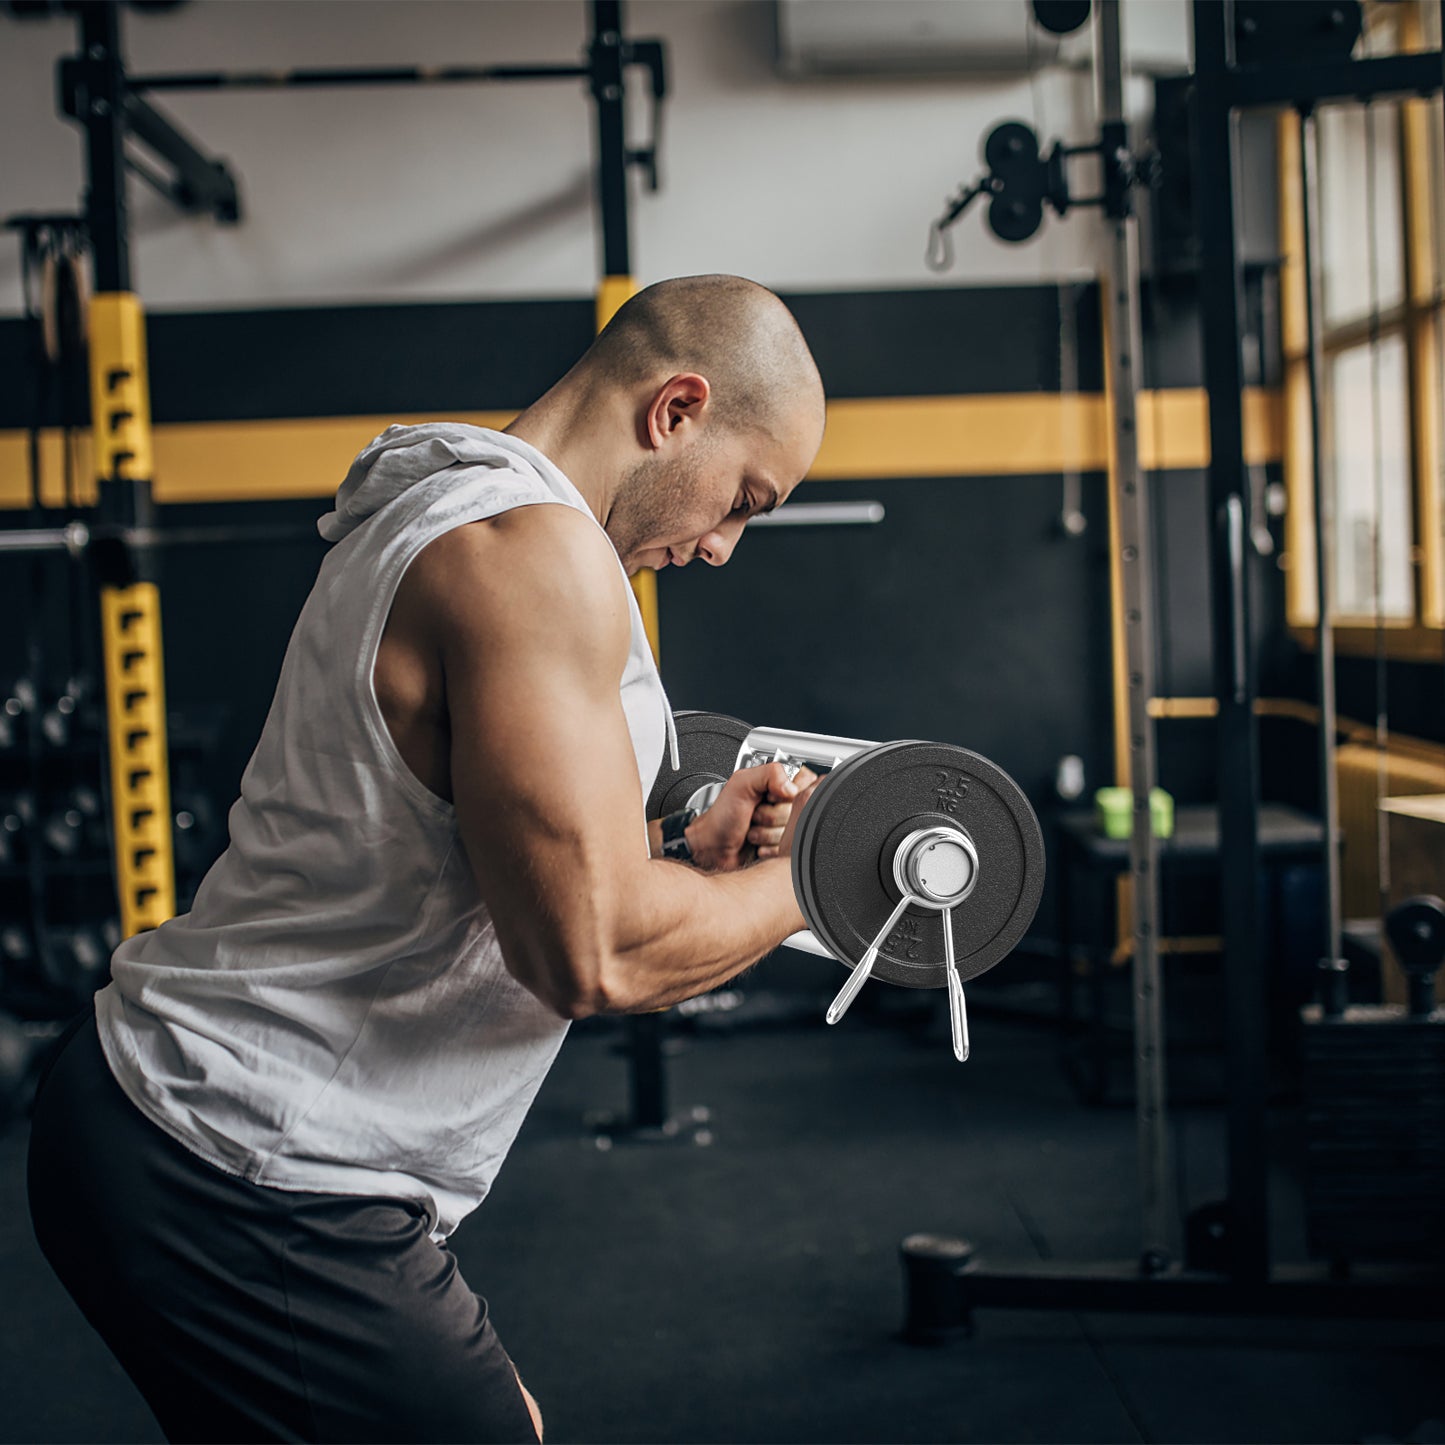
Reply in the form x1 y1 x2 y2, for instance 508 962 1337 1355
516 1375 543 1443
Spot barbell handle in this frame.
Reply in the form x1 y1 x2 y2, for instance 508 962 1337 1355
825 893 916 1026
943 906 969 1063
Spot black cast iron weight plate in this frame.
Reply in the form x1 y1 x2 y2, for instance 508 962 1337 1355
647 711 752 821
794 742 1045 990
791 740 912 953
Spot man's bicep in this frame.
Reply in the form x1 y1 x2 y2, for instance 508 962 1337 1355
433 511 649 1010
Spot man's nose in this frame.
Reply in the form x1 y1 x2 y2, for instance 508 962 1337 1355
695 521 742 567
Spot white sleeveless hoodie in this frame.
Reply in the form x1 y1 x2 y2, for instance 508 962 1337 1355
96 424 676 1238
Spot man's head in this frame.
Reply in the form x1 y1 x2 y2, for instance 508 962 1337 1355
568 275 826 575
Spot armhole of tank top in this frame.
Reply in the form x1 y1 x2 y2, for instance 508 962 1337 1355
354 494 578 819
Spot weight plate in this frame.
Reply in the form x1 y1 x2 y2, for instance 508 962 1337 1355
790 740 913 956
646 711 751 821
794 742 1044 990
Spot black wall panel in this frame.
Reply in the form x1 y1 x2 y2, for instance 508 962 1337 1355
658 472 1114 799
0 283 1326 953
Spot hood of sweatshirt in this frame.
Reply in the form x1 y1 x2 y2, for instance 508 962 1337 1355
317 422 577 543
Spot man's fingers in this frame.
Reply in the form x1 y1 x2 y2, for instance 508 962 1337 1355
749 802 793 829
764 763 817 801
779 775 825 858
724 762 787 806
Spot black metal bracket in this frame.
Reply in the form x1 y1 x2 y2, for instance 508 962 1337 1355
901 1237 1445 1342
59 36 241 226
930 119 1159 251
622 37 667 192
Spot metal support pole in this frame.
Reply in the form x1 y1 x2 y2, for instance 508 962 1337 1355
590 0 631 282
1297 109 1347 1014
589 0 660 662
1096 0 1172 1273
1191 0 1269 1284
585 0 695 1147
70 1 176 939
76 2 129 293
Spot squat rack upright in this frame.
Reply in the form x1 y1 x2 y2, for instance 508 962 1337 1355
8 0 667 943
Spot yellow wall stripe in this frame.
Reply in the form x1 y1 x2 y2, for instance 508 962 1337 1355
0 389 1280 510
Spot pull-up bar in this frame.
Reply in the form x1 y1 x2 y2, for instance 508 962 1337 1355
126 63 592 91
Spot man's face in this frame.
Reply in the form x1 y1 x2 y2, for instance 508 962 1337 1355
609 408 819 577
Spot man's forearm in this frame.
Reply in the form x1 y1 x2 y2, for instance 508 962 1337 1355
596 855 803 1015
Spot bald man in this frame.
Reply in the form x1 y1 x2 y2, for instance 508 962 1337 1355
27 276 827 1444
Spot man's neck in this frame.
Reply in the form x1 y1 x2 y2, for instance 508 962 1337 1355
505 383 625 532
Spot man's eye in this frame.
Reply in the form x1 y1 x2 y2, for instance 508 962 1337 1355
733 497 752 517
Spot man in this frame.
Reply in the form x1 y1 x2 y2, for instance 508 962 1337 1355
27 275 828 1443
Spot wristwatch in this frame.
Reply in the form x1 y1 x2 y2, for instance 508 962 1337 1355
659 806 698 863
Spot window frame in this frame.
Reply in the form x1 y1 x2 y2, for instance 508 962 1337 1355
1280 0 1445 657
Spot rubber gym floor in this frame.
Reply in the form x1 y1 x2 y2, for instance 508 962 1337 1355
3 971 1443 1445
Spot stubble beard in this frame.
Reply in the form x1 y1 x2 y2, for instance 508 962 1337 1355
610 452 695 570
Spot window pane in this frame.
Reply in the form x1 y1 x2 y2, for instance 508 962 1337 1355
1435 312 1445 626
1327 336 1414 620
1360 3 1401 56
1434 94 1445 626
1433 96 1444 302
1319 103 1405 328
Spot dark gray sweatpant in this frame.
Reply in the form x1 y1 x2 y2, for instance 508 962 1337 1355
27 1013 538 1444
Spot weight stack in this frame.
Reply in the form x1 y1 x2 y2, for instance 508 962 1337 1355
1300 1004 1445 1266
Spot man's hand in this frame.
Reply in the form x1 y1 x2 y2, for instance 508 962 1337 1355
686 763 820 871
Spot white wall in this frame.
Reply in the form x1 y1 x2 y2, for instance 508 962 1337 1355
0 0 1190 314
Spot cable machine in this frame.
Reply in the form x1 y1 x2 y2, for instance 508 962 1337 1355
903 0 1444 1329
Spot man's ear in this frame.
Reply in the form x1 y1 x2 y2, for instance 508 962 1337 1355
644 373 711 450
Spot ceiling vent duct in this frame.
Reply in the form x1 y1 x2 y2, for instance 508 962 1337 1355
775 0 1064 77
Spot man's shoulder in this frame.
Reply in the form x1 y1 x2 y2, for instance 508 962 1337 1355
421 501 617 582
408 503 629 649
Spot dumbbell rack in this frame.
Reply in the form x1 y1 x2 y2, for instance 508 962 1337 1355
0 671 119 1019
0 670 226 1023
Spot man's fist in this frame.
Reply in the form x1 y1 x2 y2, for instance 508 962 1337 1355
685 762 820 872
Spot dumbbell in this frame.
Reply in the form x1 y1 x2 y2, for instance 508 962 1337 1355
40 786 106 859
0 792 37 868
41 920 119 1005
173 790 221 880
648 712 1045 1061
0 678 37 753
38 677 92 751
1385 895 1445 1018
